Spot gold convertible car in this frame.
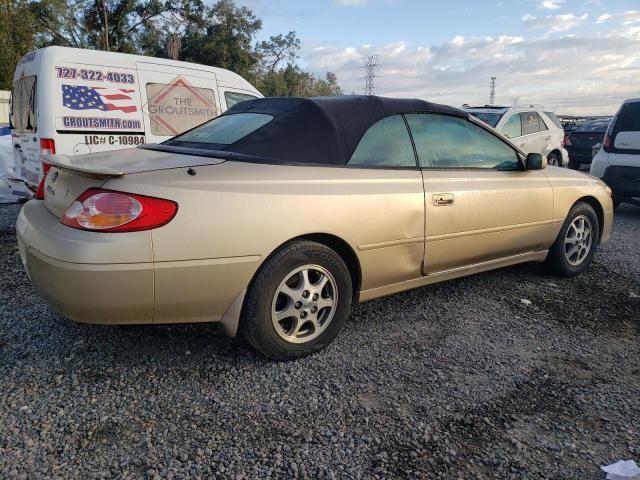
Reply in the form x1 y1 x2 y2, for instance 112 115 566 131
17 96 613 359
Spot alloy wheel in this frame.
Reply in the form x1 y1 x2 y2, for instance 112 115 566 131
271 264 338 344
564 215 593 266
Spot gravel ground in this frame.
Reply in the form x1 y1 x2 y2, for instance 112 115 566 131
1 202 639 479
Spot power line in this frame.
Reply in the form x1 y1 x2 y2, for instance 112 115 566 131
363 55 379 96
489 76 496 105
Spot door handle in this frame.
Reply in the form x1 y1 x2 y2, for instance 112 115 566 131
433 193 454 206
545 136 551 141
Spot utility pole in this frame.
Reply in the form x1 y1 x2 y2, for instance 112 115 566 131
363 55 379 96
489 76 496 105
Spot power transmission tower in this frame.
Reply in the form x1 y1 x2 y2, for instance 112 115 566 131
489 77 496 105
363 55 379 95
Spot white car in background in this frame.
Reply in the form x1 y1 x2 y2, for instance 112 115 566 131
463 105 569 167
590 98 640 209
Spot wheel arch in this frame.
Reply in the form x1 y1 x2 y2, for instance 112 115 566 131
575 196 605 243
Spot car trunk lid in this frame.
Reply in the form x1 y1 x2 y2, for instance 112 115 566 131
42 147 226 219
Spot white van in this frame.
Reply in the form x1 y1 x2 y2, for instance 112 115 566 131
9 46 262 198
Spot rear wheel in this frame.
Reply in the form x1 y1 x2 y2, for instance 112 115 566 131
241 241 353 360
547 152 561 167
545 202 599 276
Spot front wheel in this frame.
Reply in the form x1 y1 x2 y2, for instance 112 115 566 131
240 241 353 360
545 202 600 276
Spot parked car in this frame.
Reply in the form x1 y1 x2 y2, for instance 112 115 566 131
9 46 262 199
463 105 569 167
17 96 614 360
590 98 640 209
565 118 611 170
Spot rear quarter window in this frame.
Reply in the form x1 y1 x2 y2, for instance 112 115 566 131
616 103 640 132
543 112 562 129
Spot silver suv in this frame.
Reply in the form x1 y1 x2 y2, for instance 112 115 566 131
463 105 569 167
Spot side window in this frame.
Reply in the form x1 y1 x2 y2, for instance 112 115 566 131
537 113 548 131
224 91 257 108
501 114 522 139
406 114 520 170
349 115 416 167
521 112 542 135
145 83 217 136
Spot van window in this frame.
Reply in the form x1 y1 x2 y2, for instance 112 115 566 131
145 83 217 136
10 76 37 132
225 91 258 108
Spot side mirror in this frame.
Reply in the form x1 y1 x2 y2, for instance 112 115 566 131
525 152 545 170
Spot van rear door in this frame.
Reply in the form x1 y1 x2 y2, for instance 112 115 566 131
10 75 40 194
136 63 221 143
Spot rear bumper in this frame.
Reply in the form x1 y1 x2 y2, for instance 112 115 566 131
16 200 258 333
602 166 640 200
16 200 155 324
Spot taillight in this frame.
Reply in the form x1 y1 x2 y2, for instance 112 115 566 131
35 163 51 200
603 132 611 148
563 134 571 146
40 138 56 156
61 189 178 232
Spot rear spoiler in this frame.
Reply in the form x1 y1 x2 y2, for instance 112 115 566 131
41 154 125 179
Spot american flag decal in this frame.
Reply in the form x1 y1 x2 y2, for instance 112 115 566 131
62 85 137 113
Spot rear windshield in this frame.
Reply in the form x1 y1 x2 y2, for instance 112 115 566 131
543 112 562 129
576 121 610 133
616 103 640 132
467 111 503 128
166 113 273 149
10 75 37 132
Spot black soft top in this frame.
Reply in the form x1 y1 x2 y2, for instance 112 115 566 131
151 96 468 166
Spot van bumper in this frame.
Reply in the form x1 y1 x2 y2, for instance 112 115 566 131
602 166 640 203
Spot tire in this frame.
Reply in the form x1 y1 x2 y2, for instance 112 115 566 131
613 199 621 210
547 152 561 167
545 202 600 277
568 158 580 170
240 240 353 360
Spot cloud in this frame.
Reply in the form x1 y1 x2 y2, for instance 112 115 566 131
522 13 589 35
303 27 640 115
334 0 368 5
596 13 611 24
538 0 564 10
595 10 640 26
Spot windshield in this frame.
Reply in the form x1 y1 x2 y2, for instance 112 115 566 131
10 75 37 132
166 113 273 149
225 92 258 108
467 111 503 128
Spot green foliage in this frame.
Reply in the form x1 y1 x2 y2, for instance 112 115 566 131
0 0 343 96
0 0 37 89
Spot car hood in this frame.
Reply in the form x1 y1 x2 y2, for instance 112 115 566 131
44 145 227 177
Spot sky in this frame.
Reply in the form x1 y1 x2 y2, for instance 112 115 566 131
238 0 640 115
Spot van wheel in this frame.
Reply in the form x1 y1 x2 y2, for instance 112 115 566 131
241 241 353 360
545 202 599 277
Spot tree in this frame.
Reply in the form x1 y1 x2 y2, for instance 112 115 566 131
0 0 38 89
180 0 261 78
255 31 300 73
